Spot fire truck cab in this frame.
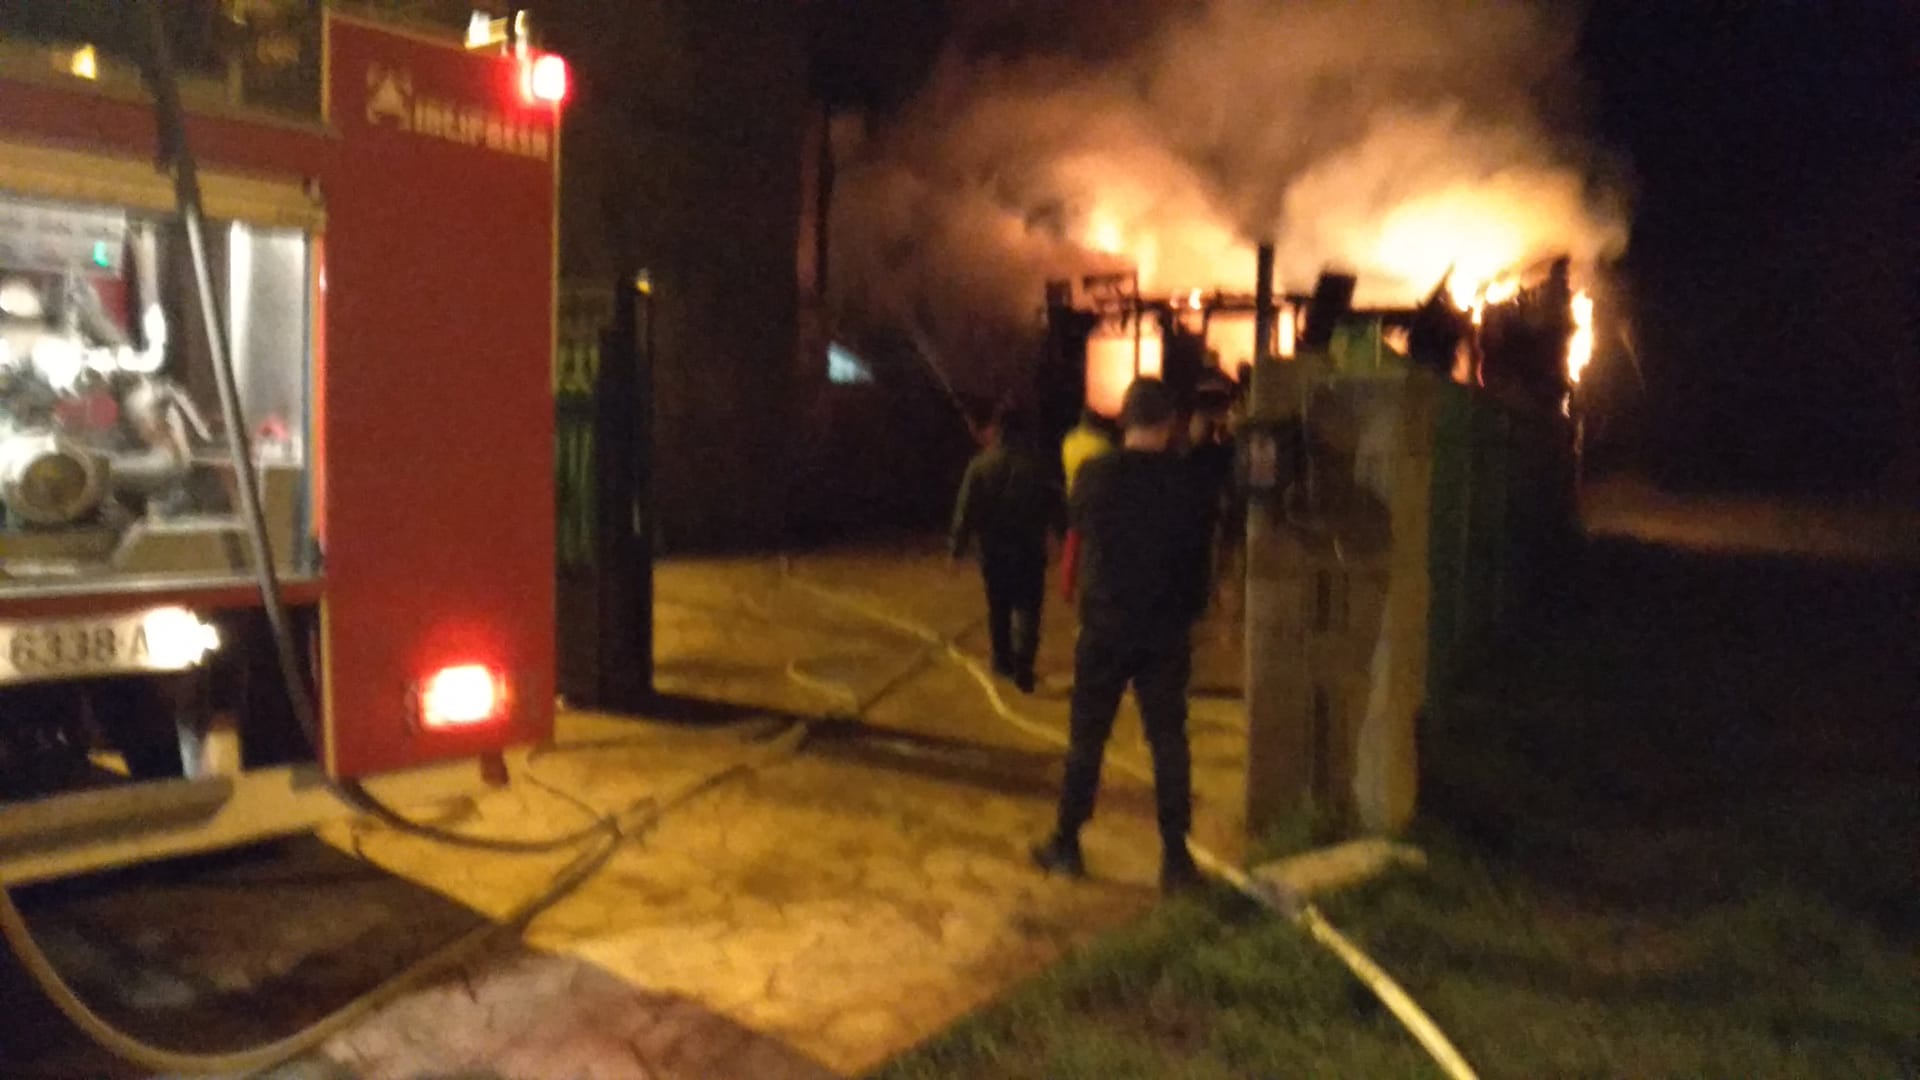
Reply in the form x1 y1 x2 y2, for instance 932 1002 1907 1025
0 5 563 883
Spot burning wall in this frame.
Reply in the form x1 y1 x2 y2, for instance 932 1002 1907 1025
829 0 1630 397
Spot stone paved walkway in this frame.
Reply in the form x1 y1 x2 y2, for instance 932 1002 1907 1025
308 549 1246 1075
5 548 1249 1078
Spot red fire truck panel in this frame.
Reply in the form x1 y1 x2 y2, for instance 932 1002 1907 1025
0 12 558 777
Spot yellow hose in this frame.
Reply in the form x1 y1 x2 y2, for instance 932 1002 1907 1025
779 562 1479 1080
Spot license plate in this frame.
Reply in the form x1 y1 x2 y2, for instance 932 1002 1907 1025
0 608 219 686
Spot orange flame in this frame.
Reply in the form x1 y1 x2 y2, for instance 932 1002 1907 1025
1567 289 1594 384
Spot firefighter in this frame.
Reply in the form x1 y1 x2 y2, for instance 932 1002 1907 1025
949 407 1064 693
1034 377 1210 894
1061 406 1115 499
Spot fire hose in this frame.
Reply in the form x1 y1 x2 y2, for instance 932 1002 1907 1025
0 6 810 1075
776 559 1480 1080
121 0 620 859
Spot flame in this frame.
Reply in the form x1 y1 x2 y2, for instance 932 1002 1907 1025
1067 170 1603 327
1448 277 1480 311
1088 212 1127 256
1085 323 1164 414
1467 273 1517 326
1567 288 1594 384
1277 303 1297 359
1374 191 1531 311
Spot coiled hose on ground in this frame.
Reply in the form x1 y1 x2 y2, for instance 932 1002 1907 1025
0 723 807 1076
777 559 1479 1080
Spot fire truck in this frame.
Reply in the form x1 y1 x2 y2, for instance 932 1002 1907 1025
0 5 566 885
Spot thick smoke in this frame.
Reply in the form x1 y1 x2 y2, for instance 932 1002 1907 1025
830 0 1631 392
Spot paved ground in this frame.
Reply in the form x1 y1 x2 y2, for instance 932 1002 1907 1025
6 482 1909 1077
652 548 1248 857
2 547 1249 1079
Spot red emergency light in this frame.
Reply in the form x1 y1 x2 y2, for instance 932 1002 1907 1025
417 663 510 730
519 53 569 106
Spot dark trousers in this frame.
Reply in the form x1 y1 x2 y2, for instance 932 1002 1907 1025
982 553 1045 677
1055 628 1192 853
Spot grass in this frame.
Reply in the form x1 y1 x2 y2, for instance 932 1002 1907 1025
876 541 1920 1077
869 835 1920 1079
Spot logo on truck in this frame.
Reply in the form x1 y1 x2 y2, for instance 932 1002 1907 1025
364 63 551 162
365 64 414 128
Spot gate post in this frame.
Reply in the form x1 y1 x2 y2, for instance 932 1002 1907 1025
554 277 655 711
555 283 608 705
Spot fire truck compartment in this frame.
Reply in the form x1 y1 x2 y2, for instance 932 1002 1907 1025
0 190 314 594
0 7 558 858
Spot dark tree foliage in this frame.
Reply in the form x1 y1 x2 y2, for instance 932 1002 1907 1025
0 1 323 111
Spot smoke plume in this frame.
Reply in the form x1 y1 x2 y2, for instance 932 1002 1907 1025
829 0 1631 391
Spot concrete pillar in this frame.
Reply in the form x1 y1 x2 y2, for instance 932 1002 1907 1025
1353 370 1438 833
1243 356 1310 836
1245 356 1438 839
1243 238 1314 837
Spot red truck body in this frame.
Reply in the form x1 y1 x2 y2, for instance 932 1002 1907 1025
0 10 557 780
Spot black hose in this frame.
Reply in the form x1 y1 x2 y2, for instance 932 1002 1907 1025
132 1 604 856
0 13 807 1077
137 1 309 751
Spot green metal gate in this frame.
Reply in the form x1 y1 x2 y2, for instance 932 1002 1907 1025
555 287 608 572
556 284 611 703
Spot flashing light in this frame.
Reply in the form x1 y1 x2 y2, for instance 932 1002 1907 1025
466 12 508 50
418 663 508 730
520 53 569 106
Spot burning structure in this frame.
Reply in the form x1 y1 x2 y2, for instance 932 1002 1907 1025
827 0 1628 419
1041 256 1597 435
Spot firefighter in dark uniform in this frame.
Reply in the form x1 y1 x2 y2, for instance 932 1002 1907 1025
1033 377 1211 893
949 407 1064 694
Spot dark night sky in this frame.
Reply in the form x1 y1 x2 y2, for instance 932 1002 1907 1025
1579 2 1917 491
813 0 1918 494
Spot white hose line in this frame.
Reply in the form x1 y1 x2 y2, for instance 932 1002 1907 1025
785 656 863 714
778 563 1478 1080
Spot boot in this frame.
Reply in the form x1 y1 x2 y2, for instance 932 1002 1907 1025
1030 832 1086 878
1160 845 1203 895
